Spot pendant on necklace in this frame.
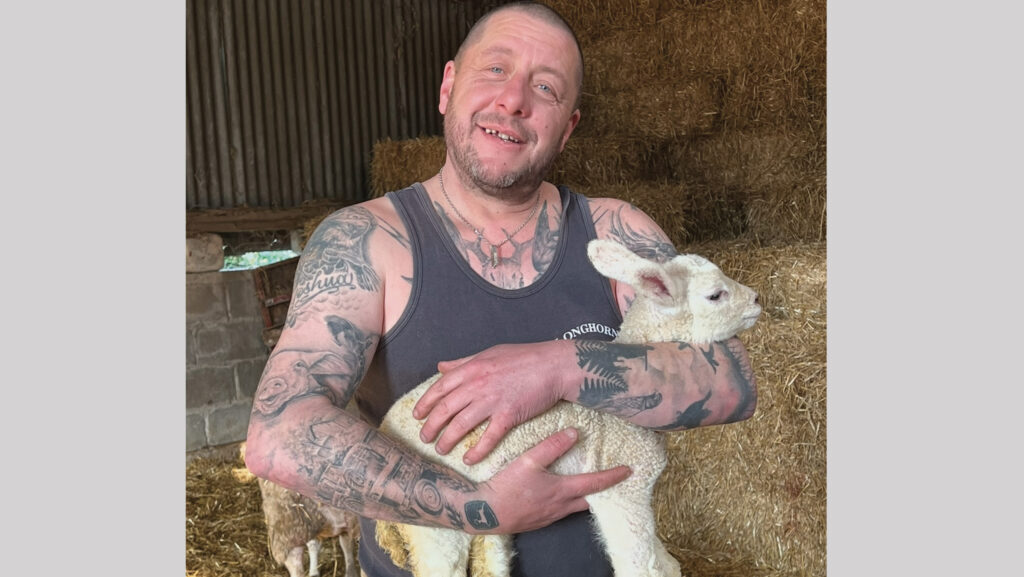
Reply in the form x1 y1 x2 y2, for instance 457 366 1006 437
490 245 499 267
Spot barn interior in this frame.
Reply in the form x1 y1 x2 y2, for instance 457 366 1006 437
186 1 826 576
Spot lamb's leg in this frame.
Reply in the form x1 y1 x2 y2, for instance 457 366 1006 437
586 492 681 577
469 534 515 577
306 539 322 577
282 545 307 577
398 524 473 577
338 530 359 577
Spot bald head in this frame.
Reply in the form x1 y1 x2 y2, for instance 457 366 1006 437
455 2 584 110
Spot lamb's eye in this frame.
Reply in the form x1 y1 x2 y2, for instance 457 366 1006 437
708 291 724 301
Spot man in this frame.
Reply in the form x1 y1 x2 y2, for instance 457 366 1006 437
245 3 757 576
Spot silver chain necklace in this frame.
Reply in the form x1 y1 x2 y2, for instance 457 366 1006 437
438 168 541 267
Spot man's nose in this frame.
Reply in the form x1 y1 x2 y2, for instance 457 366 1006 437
495 74 530 116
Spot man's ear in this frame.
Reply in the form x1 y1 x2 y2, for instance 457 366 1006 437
438 60 456 115
559 109 581 152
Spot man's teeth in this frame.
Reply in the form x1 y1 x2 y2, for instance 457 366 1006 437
484 128 520 143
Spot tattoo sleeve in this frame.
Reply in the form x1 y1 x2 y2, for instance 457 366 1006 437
572 339 757 430
249 207 491 530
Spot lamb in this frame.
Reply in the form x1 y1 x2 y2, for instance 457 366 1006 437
257 477 361 577
374 238 762 577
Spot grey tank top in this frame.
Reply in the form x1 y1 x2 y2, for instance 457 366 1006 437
355 182 623 577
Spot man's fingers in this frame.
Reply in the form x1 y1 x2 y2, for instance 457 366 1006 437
462 419 512 465
413 374 456 420
436 353 476 373
417 392 470 444
519 428 580 469
565 465 632 497
434 410 488 455
416 352 481 419
519 429 632 497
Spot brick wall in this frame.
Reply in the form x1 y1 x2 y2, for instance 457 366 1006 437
186 234 271 452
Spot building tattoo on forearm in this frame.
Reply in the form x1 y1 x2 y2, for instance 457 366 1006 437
304 424 476 529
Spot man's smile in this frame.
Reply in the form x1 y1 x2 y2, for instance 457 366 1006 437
483 127 522 143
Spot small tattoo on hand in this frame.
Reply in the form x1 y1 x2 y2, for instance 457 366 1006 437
464 500 499 530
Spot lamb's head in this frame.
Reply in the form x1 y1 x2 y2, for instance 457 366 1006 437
587 239 761 344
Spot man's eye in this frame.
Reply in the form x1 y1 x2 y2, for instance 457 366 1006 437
490 66 504 74
537 83 551 93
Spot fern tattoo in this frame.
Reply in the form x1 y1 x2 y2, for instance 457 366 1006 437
575 341 660 416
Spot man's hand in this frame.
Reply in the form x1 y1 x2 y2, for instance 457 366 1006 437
413 341 575 464
468 428 632 534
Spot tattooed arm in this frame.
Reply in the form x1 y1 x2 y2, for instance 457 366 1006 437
245 201 629 534
414 198 757 464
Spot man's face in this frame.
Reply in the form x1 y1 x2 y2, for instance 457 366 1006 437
439 10 582 195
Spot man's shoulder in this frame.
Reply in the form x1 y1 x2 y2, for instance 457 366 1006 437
313 196 402 230
581 195 633 211
304 195 409 256
569 191 674 255
550 185 634 216
572 193 647 227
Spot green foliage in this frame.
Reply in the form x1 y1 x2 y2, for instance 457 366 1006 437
220 250 298 271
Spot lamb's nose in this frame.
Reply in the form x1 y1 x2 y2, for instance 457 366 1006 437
754 293 760 304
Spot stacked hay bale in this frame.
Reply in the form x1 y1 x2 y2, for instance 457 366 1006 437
350 1 825 576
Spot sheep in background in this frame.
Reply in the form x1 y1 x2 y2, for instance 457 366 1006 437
257 477 361 577
375 238 762 577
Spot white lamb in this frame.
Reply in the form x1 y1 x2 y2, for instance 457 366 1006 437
375 238 761 577
257 477 361 577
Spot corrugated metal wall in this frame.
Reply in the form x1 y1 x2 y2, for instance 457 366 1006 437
186 0 504 211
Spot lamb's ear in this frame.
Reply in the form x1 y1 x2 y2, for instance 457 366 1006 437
587 239 676 303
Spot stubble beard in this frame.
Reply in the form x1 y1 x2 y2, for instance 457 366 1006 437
443 111 561 200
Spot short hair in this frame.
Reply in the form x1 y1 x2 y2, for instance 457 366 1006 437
454 2 584 110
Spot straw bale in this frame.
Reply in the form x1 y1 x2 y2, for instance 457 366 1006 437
745 166 826 244
550 136 678 186
185 448 356 577
369 137 447 197
545 0 666 41
652 238 826 576
668 129 825 243
670 130 817 193
578 78 721 140
715 2 826 132
547 0 826 135
576 4 754 95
